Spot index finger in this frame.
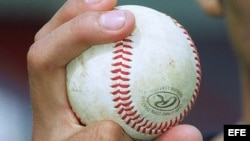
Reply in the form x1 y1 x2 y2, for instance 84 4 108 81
35 0 117 41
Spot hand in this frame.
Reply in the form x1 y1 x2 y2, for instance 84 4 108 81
195 0 223 17
27 0 202 140
196 0 250 65
196 1 250 141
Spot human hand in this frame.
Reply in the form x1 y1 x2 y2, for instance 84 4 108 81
196 1 250 141
195 0 223 17
196 0 250 66
27 0 202 140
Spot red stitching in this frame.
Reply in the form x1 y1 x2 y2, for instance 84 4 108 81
115 101 132 108
127 115 140 125
114 49 133 55
118 106 135 114
112 62 131 69
111 75 130 81
110 15 202 135
111 83 130 88
113 55 132 61
170 16 202 130
112 89 130 95
113 96 131 102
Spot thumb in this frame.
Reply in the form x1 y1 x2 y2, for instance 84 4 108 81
69 121 133 141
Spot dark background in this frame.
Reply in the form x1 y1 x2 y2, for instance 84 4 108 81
0 0 241 140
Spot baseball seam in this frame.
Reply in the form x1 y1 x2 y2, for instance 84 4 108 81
110 16 202 135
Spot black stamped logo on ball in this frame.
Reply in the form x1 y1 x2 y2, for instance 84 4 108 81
147 91 180 111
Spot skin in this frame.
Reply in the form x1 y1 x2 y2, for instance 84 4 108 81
27 0 203 141
196 0 250 141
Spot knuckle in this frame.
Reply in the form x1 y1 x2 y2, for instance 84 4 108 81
33 23 49 42
27 43 43 72
34 30 43 42
71 13 101 43
27 41 54 73
27 43 40 70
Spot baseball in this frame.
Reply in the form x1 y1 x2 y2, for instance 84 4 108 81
66 5 201 141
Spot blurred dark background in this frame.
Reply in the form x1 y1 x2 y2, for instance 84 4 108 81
0 0 241 140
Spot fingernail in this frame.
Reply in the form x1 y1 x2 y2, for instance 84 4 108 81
100 10 126 30
85 0 101 4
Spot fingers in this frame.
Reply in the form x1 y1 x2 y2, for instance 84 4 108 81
196 0 223 17
28 10 135 72
27 0 135 137
69 121 133 141
28 9 135 130
35 0 117 40
154 124 203 141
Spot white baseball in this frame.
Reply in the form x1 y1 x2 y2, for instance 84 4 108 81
66 5 201 141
